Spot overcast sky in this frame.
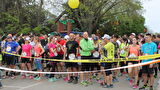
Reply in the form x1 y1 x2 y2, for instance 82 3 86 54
142 0 160 33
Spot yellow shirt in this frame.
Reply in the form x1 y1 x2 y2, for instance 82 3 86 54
104 42 115 59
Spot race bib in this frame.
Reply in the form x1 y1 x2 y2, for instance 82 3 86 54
69 53 76 60
6 46 11 52
120 50 125 54
93 51 100 58
54 52 58 56
57 47 61 52
128 53 136 58
22 52 27 56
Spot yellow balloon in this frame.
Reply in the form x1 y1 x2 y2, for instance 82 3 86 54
68 0 80 9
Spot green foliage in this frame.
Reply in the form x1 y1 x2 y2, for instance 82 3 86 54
0 0 56 35
64 0 145 35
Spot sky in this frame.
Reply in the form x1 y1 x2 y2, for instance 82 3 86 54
142 0 160 33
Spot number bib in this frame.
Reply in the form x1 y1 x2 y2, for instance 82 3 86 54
93 51 100 58
128 53 136 58
120 50 125 54
22 52 27 56
6 46 11 52
69 53 76 60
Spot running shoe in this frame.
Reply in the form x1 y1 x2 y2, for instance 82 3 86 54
81 81 89 86
110 84 114 88
126 77 131 81
49 77 57 82
154 75 157 78
102 84 111 88
139 85 147 90
129 80 133 86
10 76 16 80
113 77 119 83
29 75 34 79
133 85 138 89
34 77 41 80
68 78 74 83
149 86 153 90
21 75 26 79
72 79 78 84
63 77 69 82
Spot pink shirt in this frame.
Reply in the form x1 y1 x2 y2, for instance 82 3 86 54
48 43 57 57
22 44 32 58
34 44 42 57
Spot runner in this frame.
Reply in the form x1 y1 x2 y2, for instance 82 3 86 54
4 36 21 79
101 34 115 88
80 32 94 86
111 35 119 82
139 33 157 90
54 33 66 78
127 37 140 89
20 38 33 79
119 37 129 76
47 36 58 82
64 33 79 84
33 37 45 80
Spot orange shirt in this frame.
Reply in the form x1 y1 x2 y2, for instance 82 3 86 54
129 45 140 57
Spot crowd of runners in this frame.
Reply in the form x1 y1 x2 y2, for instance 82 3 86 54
0 32 160 90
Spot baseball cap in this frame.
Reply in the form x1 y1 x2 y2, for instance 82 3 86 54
131 33 136 36
64 35 70 40
102 34 111 39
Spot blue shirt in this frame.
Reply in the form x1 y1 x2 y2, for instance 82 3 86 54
5 41 19 56
141 42 157 63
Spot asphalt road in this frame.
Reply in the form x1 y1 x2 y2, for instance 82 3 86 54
1 74 159 90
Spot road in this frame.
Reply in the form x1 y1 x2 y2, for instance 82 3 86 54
1 74 159 90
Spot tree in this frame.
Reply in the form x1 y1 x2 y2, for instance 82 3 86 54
63 0 145 35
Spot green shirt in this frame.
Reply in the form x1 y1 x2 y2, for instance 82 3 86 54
80 38 94 56
104 42 115 59
119 43 128 57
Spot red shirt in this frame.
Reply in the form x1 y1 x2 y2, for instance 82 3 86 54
57 40 66 55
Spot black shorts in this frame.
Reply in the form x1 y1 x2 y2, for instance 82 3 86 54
104 63 113 76
65 62 78 69
21 58 31 63
6 56 16 65
81 56 92 71
53 54 63 63
142 65 154 74
127 61 139 64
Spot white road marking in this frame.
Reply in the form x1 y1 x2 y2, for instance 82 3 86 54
18 82 42 90
3 85 23 88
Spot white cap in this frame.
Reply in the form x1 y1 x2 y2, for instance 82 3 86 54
102 34 111 39
25 37 30 41
64 35 70 40
131 33 136 36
